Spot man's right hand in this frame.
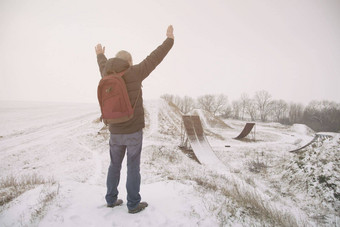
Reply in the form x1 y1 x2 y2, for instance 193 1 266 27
95 44 105 55
166 25 174 39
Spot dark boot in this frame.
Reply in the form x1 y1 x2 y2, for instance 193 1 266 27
128 202 148 214
107 199 123 208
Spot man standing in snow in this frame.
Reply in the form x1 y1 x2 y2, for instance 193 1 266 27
95 25 174 214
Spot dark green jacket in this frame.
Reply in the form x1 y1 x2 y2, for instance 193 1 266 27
97 38 174 134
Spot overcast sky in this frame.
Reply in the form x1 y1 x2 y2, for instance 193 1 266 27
1 0 339 104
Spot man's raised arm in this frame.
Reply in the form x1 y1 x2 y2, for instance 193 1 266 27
95 44 107 77
137 25 175 81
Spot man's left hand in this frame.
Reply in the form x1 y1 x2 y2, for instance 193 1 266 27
95 44 105 55
166 25 174 39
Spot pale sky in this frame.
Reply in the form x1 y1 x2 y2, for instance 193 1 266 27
1 0 339 104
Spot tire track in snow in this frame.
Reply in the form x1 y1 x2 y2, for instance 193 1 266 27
0 112 98 154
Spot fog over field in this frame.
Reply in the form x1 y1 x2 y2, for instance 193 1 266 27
1 0 339 104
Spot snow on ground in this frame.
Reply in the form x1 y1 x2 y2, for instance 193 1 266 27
0 100 339 226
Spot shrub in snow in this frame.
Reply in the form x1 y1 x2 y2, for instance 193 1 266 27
282 135 340 212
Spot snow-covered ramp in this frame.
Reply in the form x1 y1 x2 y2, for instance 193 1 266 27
182 115 225 169
233 122 255 140
289 133 333 153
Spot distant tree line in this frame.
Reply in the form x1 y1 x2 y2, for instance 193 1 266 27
161 91 340 133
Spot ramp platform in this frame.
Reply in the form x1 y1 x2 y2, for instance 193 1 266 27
289 133 333 153
181 115 224 167
234 123 256 140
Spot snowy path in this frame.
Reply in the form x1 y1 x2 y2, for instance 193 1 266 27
0 111 97 155
0 107 100 182
39 180 217 227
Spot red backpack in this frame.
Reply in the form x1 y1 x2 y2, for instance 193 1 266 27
97 70 140 125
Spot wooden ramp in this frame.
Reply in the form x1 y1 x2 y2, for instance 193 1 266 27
234 123 256 140
181 115 224 168
289 133 333 153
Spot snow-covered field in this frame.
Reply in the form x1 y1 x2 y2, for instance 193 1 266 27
0 100 339 226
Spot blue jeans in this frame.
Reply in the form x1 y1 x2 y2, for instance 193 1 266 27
105 130 143 210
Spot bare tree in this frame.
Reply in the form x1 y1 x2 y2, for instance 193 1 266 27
245 98 257 121
232 100 241 119
197 94 214 113
214 94 229 116
161 94 195 114
197 94 228 116
173 95 182 108
303 100 340 132
160 94 174 103
289 102 304 124
271 99 288 122
179 96 195 114
254 90 272 122
240 93 250 120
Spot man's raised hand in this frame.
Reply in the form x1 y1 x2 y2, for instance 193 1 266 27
166 25 174 39
95 44 105 55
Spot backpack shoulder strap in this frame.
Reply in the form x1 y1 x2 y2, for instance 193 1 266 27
133 88 141 110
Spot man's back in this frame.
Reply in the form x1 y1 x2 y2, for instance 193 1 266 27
96 37 174 134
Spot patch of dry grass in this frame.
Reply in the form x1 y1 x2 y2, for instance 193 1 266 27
0 174 56 207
